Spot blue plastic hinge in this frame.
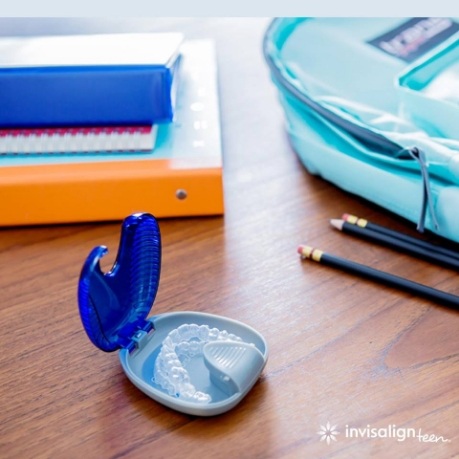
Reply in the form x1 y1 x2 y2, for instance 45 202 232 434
127 321 154 353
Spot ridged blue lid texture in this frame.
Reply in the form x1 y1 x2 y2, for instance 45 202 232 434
78 213 161 352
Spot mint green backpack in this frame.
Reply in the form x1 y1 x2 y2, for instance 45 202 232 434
264 18 459 242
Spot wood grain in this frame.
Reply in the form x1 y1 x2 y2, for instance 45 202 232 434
0 18 458 459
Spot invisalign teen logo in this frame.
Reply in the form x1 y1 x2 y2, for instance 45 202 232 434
345 424 451 443
317 422 452 444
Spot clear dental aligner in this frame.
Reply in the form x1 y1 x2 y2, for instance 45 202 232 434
153 324 244 403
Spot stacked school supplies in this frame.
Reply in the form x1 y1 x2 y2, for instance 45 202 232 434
298 214 459 310
0 33 224 224
0 33 182 154
264 18 459 243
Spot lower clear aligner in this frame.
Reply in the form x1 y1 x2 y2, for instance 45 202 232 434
153 324 243 403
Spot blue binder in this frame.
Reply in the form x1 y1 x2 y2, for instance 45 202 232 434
0 32 183 127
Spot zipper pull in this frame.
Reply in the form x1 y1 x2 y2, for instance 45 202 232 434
409 147 439 233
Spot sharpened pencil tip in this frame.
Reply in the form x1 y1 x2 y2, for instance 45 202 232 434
330 219 344 230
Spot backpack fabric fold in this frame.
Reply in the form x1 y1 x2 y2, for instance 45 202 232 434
264 18 459 242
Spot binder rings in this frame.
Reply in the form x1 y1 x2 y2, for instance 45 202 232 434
0 32 183 127
0 125 158 154
0 40 224 225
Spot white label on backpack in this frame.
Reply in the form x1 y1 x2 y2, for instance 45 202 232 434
367 18 459 63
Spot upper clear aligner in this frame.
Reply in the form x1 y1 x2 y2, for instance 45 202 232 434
153 324 243 403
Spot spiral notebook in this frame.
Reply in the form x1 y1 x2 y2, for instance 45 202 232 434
0 125 158 154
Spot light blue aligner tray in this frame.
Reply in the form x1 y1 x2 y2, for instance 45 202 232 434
122 312 268 416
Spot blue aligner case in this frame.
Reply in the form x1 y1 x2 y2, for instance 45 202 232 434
78 213 268 416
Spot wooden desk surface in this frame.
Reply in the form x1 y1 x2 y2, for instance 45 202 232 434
1 18 458 459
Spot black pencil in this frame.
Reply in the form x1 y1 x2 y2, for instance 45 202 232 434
297 245 459 310
342 213 459 262
331 219 459 271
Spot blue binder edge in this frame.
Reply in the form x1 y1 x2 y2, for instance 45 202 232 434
0 37 182 127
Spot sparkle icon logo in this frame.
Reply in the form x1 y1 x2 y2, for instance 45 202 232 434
318 422 340 445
